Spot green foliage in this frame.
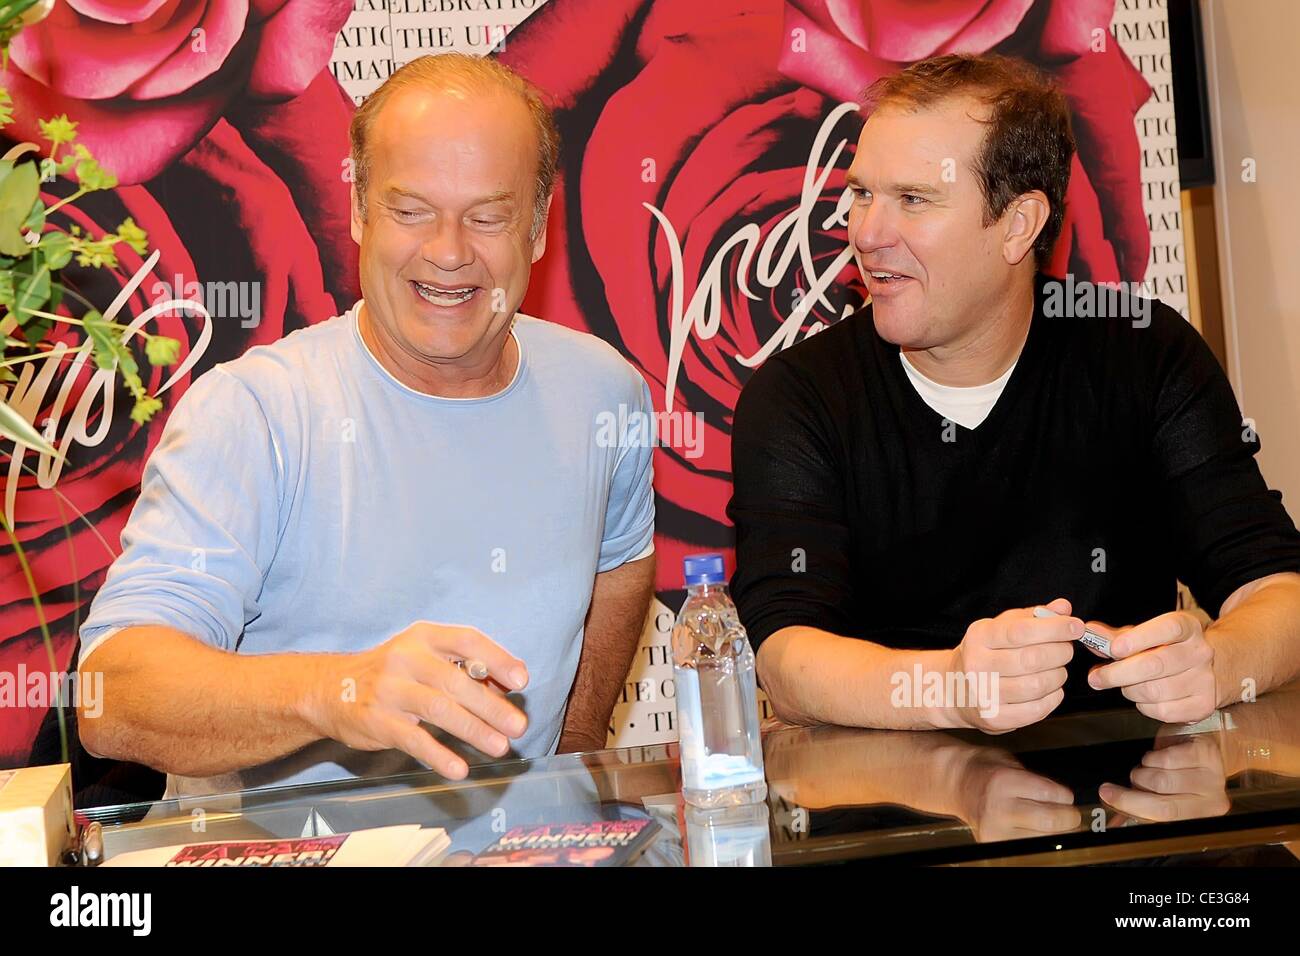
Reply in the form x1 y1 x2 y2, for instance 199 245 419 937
0 158 38 255
37 113 76 148
0 87 178 427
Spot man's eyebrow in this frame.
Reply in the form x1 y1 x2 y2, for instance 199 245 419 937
888 182 943 196
843 173 942 196
379 187 518 206
381 186 431 203
473 191 516 206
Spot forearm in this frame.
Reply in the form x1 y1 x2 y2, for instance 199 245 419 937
559 556 655 752
756 625 966 730
79 625 338 777
1206 574 1300 708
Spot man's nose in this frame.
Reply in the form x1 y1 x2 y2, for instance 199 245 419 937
850 197 896 256
421 216 473 272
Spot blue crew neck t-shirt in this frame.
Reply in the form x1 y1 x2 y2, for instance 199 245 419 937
79 302 656 798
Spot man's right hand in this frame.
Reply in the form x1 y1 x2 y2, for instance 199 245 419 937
946 597 1080 734
305 621 530 779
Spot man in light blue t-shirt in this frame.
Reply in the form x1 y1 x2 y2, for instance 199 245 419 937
76 54 656 799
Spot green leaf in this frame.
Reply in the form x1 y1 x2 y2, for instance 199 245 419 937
81 309 116 370
37 114 77 148
0 398 60 459
82 309 138 378
39 230 71 269
21 197 43 233
0 88 13 128
12 254 51 337
144 334 180 366
0 159 37 256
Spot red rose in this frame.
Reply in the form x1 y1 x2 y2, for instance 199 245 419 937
2 0 353 185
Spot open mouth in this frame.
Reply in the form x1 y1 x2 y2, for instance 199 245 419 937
411 280 479 307
865 269 915 296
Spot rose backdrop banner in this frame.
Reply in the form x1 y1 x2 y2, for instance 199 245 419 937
1 0 1185 766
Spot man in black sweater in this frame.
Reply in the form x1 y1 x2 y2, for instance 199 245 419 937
729 54 1300 734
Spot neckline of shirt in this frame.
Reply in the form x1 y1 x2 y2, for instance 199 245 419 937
876 276 1047 434
348 300 528 405
899 350 1019 403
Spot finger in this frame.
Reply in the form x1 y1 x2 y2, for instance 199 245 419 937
415 622 530 690
1010 640 1075 675
1088 640 1207 690
1144 735 1221 768
997 767 1077 805
998 667 1069 705
400 642 530 739
1116 668 1208 704
451 672 530 740
391 681 512 758
1002 798 1083 833
1042 597 1073 617
980 688 1065 731
996 611 1083 649
1109 612 1199 658
1135 695 1217 725
1129 764 1224 796
376 713 469 779
1099 784 1222 823
444 625 530 690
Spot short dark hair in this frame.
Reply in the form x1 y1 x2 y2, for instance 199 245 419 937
863 54 1076 267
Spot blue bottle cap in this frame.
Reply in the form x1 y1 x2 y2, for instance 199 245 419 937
683 553 726 586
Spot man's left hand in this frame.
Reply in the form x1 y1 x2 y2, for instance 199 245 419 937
1086 611 1217 724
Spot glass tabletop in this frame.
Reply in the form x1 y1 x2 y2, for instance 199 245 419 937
84 681 1300 867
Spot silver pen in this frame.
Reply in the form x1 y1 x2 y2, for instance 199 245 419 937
1033 606 1113 658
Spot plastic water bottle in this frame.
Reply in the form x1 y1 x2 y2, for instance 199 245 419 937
685 804 773 867
672 553 767 808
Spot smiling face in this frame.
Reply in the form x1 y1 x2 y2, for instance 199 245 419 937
350 85 549 390
846 96 1026 353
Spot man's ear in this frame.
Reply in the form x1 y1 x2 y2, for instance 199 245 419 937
531 192 554 263
350 184 364 246
1001 190 1049 266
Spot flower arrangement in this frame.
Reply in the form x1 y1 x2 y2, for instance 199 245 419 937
1 0 181 763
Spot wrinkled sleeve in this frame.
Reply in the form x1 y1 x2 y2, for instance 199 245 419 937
1150 308 1300 616
78 367 283 663
728 355 856 651
598 376 656 572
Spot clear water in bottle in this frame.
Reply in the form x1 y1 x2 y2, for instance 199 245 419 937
672 553 767 808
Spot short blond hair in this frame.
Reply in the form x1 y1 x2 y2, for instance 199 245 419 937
349 53 560 240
